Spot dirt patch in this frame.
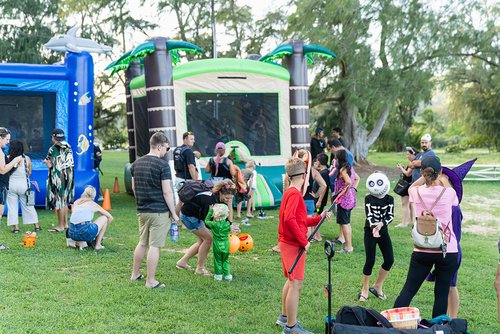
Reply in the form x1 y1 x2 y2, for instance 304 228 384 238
461 195 500 235
355 162 400 179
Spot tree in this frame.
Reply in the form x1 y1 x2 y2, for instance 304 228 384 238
287 0 495 161
157 0 213 58
57 0 159 143
445 5 499 150
0 0 61 63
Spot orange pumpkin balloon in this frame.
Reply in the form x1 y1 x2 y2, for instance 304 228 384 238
238 233 254 252
228 234 240 254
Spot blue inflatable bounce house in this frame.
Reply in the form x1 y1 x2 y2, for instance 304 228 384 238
0 27 109 206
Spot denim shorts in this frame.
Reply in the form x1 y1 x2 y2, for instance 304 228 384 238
68 221 99 242
304 199 315 215
180 212 205 232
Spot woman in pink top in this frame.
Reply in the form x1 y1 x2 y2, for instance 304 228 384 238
394 155 459 318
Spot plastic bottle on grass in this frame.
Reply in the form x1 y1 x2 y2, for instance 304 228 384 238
170 223 179 242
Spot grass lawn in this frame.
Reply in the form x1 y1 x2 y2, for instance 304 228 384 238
0 150 498 333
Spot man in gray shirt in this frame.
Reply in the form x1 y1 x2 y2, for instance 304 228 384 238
410 133 436 182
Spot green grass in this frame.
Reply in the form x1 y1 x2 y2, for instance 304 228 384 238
0 151 498 333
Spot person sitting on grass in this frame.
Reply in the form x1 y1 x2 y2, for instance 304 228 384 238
276 157 331 334
204 203 233 281
68 185 113 250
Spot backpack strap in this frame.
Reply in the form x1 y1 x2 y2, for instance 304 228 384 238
350 307 367 326
366 308 393 328
416 187 446 214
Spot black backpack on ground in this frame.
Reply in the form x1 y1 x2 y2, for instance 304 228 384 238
335 306 393 328
177 179 215 203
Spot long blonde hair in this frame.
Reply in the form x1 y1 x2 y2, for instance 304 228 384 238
76 186 96 204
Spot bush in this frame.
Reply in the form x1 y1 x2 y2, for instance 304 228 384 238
444 143 469 153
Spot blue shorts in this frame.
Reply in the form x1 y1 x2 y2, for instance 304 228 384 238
180 212 206 232
68 221 99 242
304 200 315 215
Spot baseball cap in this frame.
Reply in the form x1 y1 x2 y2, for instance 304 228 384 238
215 142 225 150
421 155 441 172
51 128 65 141
421 133 432 141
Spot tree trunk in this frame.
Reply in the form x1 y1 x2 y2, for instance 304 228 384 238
342 102 392 162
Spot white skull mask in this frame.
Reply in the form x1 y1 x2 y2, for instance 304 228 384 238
366 172 390 198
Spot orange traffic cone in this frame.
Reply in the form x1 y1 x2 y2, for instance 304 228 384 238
113 176 120 193
102 188 112 210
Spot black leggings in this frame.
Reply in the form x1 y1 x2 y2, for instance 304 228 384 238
363 227 394 276
394 252 458 318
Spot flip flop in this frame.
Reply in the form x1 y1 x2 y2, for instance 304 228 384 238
369 287 387 300
176 263 193 271
147 282 166 289
48 228 64 233
358 292 369 302
130 274 145 281
194 268 213 276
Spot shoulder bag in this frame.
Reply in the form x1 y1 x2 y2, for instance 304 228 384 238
24 156 35 206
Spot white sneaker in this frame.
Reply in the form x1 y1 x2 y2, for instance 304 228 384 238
283 322 314 334
214 274 223 281
395 223 409 228
241 218 251 226
224 274 233 281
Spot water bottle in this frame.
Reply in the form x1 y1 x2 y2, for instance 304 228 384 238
170 223 179 242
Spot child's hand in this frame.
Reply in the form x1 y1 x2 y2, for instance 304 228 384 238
304 242 311 252
321 210 332 220
371 222 383 238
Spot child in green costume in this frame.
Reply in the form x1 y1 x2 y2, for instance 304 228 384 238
205 203 232 281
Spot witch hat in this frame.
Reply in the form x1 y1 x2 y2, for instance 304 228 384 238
442 158 477 203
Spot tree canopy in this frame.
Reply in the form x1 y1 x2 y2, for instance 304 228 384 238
1 0 497 154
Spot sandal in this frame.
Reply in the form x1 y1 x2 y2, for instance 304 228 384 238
130 274 145 281
369 287 387 300
358 292 369 302
146 282 166 289
336 247 353 254
176 263 193 271
194 268 213 276
48 228 64 233
12 229 20 234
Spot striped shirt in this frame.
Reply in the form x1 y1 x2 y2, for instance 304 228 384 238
131 155 171 213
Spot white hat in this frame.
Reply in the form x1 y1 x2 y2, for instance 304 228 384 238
421 133 432 141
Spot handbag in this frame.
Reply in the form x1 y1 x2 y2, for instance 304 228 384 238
23 156 35 206
411 188 448 254
393 176 410 196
